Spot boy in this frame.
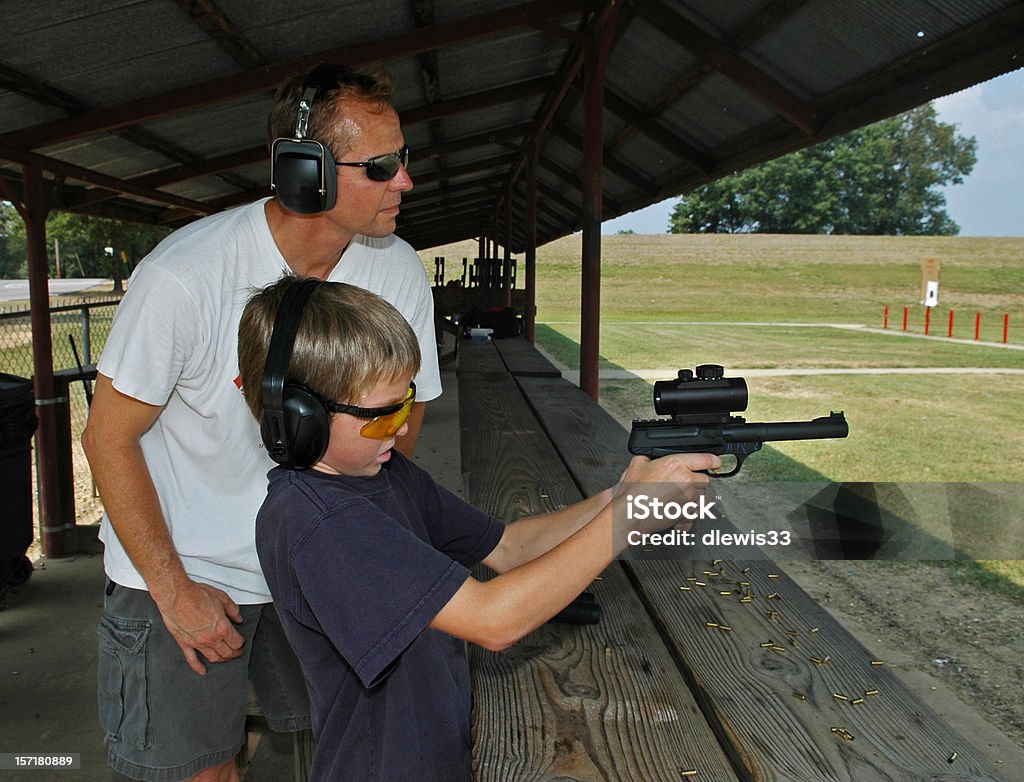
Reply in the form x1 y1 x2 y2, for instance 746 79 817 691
237 276 719 781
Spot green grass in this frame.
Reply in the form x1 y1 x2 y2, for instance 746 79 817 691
529 234 1024 335
540 322 1024 371
940 561 1024 603
592 371 1024 482
424 234 1024 484
432 234 1024 583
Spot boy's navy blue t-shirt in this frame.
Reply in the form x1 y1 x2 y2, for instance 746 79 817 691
255 451 504 782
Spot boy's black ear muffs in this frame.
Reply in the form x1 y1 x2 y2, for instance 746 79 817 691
270 65 343 214
260 278 331 469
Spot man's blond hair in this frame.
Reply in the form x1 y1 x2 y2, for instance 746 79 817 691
267 64 394 159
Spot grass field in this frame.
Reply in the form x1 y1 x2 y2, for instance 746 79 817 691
427 232 1023 336
423 233 1024 591
423 233 1024 479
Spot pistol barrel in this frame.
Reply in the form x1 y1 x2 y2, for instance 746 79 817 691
723 412 848 443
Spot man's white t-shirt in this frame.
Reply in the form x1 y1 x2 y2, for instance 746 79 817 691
97 198 441 603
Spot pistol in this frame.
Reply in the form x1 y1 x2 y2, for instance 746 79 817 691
628 365 849 477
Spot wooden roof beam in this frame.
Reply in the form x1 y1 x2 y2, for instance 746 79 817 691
537 155 622 215
133 145 268 189
0 0 590 150
0 144 215 215
500 0 622 200
173 0 268 69
602 89 714 174
405 186 562 236
633 0 824 135
549 123 659 194
607 0 809 153
0 60 257 192
400 216 488 248
402 196 498 222
418 123 533 160
401 76 554 126
402 177 505 207
62 145 270 210
729 0 814 51
411 153 519 187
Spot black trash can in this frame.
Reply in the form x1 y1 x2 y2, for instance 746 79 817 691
0 373 38 601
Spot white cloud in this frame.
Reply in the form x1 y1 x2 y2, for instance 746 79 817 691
936 68 1024 236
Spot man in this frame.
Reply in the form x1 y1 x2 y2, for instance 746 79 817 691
82 65 441 782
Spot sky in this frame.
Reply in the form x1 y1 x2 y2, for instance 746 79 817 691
601 68 1024 237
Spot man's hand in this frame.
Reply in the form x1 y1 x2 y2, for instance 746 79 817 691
84 376 246 676
154 581 245 676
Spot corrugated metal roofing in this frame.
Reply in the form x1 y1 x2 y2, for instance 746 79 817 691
0 0 1021 251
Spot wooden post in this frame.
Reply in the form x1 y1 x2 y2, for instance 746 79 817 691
23 165 71 558
503 194 513 307
524 142 538 343
579 6 617 400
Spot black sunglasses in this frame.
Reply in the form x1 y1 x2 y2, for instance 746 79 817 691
335 145 410 182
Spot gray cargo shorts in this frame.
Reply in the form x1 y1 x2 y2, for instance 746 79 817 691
97 582 311 781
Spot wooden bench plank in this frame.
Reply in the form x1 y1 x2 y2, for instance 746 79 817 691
459 369 579 519
493 337 562 377
515 374 1004 781
457 338 508 377
472 563 740 782
627 558 1004 781
515 375 630 494
459 362 739 781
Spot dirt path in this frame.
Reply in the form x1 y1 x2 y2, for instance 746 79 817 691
785 560 1024 772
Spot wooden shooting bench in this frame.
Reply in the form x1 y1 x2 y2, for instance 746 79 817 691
459 336 1005 782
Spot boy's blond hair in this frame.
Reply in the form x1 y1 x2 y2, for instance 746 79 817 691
238 276 420 421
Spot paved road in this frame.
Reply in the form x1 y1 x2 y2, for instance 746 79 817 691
0 279 108 302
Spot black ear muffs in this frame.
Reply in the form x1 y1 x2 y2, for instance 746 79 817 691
271 138 337 214
260 278 331 469
270 65 344 214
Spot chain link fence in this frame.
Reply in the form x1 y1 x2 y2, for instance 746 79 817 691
0 296 121 542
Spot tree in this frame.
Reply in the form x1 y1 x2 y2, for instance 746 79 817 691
0 203 171 281
46 212 170 288
0 202 27 278
669 104 977 235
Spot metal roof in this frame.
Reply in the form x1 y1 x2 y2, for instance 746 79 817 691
1 0 1021 251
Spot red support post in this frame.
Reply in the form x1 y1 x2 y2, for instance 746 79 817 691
579 8 618 400
975 312 981 340
948 310 954 338
23 165 71 557
503 195 513 307
523 142 538 343
1004 313 1010 344
902 307 909 331
883 306 889 329
924 307 931 335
